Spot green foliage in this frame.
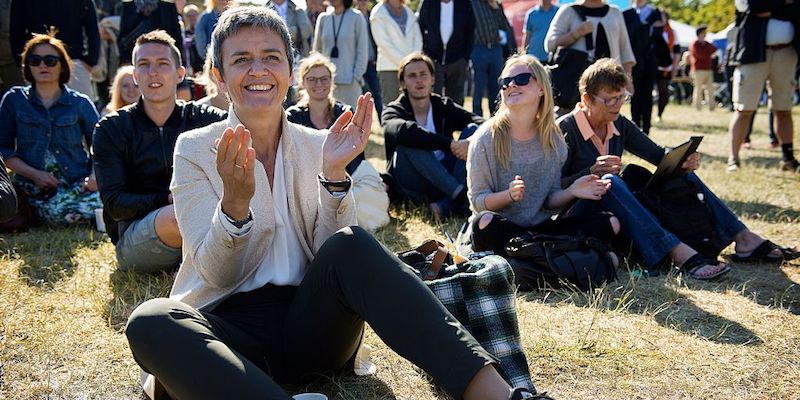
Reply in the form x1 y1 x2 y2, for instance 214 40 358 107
653 0 735 33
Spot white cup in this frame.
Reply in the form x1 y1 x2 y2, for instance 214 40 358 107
292 394 328 400
94 208 106 232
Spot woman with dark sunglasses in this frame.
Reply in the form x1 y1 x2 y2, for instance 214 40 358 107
466 54 619 258
0 32 101 227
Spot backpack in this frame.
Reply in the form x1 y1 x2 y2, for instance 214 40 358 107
504 233 618 292
621 164 728 259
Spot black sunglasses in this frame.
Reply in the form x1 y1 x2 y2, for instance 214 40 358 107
26 54 61 67
500 72 534 89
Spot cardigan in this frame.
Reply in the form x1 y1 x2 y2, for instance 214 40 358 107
169 109 357 311
558 111 665 188
312 8 369 86
369 2 423 72
544 4 636 66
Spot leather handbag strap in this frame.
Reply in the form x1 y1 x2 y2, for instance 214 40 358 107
415 240 449 280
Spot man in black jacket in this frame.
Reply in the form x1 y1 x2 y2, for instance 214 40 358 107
727 0 800 173
93 31 226 273
382 53 483 217
417 0 474 106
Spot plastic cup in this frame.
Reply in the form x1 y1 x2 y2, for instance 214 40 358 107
94 208 106 232
292 394 328 400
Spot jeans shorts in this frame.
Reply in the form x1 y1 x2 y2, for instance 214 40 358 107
115 208 181 273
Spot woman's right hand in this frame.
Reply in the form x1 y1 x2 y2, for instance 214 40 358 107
575 21 593 37
217 124 256 221
508 175 525 203
33 170 59 189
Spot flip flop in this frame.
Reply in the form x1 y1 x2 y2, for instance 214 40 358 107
731 240 798 263
679 253 731 280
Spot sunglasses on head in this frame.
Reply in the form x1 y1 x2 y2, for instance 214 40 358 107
500 72 534 89
26 54 61 67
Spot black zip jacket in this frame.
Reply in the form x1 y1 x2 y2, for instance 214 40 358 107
733 0 800 65
0 156 16 223
92 99 226 243
417 0 475 65
381 92 483 173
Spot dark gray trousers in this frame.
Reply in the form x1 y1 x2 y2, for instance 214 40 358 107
434 58 469 106
126 226 495 400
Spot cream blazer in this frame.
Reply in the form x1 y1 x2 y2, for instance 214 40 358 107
369 2 423 72
168 110 357 311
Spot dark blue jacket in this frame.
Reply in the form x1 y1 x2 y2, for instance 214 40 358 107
0 86 99 185
732 0 800 65
417 0 475 65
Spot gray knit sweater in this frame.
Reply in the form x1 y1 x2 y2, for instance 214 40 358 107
467 124 568 228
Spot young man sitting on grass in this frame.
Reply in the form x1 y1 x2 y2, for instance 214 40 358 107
93 30 227 273
381 52 483 218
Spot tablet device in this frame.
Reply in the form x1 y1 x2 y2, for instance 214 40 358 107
645 136 703 190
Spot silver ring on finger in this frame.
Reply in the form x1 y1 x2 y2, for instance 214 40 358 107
234 164 243 169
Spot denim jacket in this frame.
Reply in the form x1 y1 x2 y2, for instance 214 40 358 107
0 85 99 185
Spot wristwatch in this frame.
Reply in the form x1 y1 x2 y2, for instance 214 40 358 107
318 174 352 193
223 210 253 229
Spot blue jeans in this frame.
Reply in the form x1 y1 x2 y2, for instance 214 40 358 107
570 173 745 267
391 125 477 203
470 45 503 117
362 61 383 116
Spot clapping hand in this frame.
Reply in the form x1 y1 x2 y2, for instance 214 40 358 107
508 175 525 203
681 152 701 171
322 93 374 180
569 174 611 201
216 124 256 220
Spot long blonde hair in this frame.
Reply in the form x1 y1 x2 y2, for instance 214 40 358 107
489 54 562 169
296 53 337 115
107 65 136 112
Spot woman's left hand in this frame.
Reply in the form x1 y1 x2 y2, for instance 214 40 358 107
569 174 611 201
682 152 701 171
321 93 373 180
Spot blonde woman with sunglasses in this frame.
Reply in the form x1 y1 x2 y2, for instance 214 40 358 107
466 54 619 257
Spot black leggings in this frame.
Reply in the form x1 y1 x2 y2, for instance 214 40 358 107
126 226 495 400
471 210 616 256
656 77 671 118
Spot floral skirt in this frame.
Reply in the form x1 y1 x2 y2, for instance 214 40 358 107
20 181 102 227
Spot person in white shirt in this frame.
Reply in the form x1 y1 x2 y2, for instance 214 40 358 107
124 6 545 400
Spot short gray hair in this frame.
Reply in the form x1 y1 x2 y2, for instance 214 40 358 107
211 6 295 74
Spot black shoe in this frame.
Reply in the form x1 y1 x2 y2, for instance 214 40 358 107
510 387 556 400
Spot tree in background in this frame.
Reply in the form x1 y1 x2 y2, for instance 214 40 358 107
652 0 734 33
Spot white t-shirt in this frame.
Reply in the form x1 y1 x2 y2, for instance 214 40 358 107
421 104 445 161
223 139 309 293
440 0 454 46
273 0 290 24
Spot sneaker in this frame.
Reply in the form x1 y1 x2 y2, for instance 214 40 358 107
727 160 740 173
510 387 556 400
779 158 800 172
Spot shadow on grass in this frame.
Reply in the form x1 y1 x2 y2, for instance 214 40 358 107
707 260 800 316
723 200 800 223
702 153 787 171
104 268 174 331
0 225 96 288
519 268 766 346
286 373 398 399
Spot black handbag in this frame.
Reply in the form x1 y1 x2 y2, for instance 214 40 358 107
547 5 594 110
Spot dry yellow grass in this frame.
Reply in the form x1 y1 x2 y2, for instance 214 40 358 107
1 103 799 399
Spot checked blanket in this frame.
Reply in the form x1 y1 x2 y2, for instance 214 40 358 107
423 255 535 391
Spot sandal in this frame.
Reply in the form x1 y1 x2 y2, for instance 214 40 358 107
732 240 800 263
679 253 731 280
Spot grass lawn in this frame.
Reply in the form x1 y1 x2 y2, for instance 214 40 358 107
1 103 799 399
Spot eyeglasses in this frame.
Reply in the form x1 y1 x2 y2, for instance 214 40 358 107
500 72 534 90
305 75 331 85
26 54 61 68
591 92 631 107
